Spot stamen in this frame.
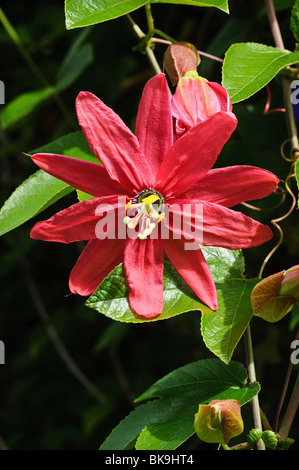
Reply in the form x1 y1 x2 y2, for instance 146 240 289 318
123 188 165 239
125 200 132 210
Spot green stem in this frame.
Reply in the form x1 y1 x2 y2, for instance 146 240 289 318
151 29 177 44
145 2 155 32
221 443 231 450
264 0 299 152
124 14 145 40
244 325 265 450
145 45 162 74
264 0 299 440
0 7 77 129
125 14 162 74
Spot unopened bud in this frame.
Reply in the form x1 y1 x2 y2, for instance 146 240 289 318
163 42 200 86
194 399 243 445
261 430 278 450
247 428 263 447
171 70 232 138
251 268 298 323
279 265 299 299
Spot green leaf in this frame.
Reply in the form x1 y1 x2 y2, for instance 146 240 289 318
86 246 250 361
222 42 299 103
86 247 245 323
65 0 229 29
199 245 244 280
151 0 229 13
0 171 73 237
100 358 260 450
291 0 299 42
0 131 97 237
76 189 94 202
86 260 204 323
65 0 148 29
201 279 257 363
0 87 54 130
56 28 94 91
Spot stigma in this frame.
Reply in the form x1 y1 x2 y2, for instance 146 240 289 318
123 188 165 240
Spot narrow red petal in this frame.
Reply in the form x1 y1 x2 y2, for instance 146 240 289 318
124 237 164 318
179 166 280 207
76 91 153 193
201 202 273 248
135 74 173 175
69 238 125 296
30 195 125 243
31 153 125 197
164 238 218 311
167 200 273 249
155 111 237 198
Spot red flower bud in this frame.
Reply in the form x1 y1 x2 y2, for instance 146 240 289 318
194 399 243 445
171 70 233 138
279 265 299 299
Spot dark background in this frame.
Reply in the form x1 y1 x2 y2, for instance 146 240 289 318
0 0 298 450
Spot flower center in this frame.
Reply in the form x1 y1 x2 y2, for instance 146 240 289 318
123 188 165 240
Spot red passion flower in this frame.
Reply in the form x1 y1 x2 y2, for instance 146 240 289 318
30 73 279 318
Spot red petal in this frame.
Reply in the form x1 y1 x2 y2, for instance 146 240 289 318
135 74 173 175
31 153 125 197
179 165 280 207
30 195 125 243
155 111 237 198
76 91 153 193
124 237 164 318
208 81 232 112
171 76 232 128
164 238 218 310
167 200 273 249
201 202 273 248
69 238 125 296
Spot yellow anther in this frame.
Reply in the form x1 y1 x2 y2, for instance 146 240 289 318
142 194 160 204
125 200 132 210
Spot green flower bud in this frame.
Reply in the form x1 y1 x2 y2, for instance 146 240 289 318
194 399 243 445
279 437 295 450
251 270 296 323
247 428 263 447
261 430 278 450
